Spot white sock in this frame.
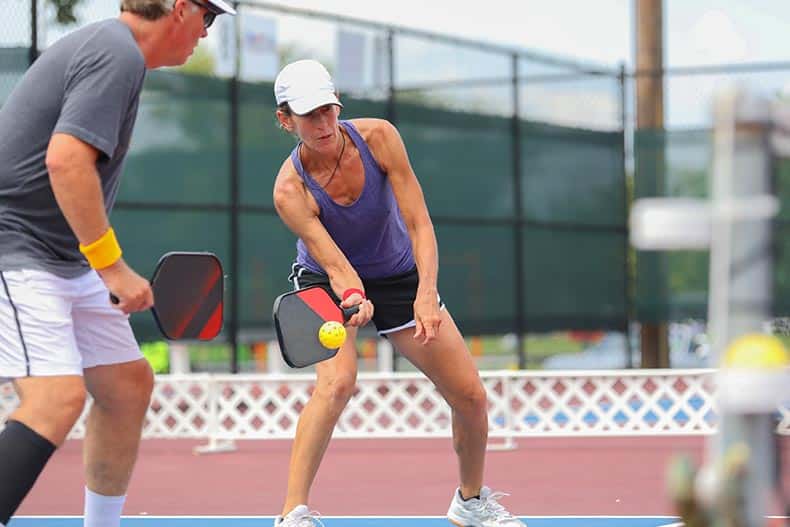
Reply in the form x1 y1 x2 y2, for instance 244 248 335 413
84 487 126 527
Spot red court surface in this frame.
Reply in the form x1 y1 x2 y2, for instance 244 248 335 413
17 436 789 516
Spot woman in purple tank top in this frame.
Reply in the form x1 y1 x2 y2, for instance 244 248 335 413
270 60 525 527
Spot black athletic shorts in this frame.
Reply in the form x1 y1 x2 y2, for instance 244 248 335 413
288 263 444 335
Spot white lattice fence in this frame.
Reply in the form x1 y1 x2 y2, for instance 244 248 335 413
506 370 719 436
1 369 788 440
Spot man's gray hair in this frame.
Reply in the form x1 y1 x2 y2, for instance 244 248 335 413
120 0 177 20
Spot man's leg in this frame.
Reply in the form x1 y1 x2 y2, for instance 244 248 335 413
82 359 153 527
72 268 153 527
0 375 86 524
0 269 86 524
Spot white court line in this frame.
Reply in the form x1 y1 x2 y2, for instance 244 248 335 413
655 516 790 527
16 514 785 522
16 515 682 519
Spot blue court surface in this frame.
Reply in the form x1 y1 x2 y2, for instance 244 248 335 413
10 516 683 527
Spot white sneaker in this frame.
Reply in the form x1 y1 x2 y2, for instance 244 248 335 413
446 486 526 527
273 505 324 527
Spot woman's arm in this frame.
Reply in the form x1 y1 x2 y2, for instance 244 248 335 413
272 159 373 325
366 119 441 344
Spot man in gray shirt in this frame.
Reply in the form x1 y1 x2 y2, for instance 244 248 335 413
0 1 235 525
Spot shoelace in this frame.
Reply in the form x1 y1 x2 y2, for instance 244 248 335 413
475 491 518 522
293 510 324 527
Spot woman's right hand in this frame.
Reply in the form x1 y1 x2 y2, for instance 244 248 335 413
340 289 374 327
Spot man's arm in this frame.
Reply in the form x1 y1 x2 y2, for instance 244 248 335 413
46 133 152 313
46 133 111 245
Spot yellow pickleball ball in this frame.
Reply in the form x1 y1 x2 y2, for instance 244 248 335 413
318 321 347 349
724 333 789 369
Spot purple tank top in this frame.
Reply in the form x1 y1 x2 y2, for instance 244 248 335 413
292 120 415 279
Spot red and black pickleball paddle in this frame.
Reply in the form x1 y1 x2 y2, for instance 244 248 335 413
111 252 224 341
273 285 358 368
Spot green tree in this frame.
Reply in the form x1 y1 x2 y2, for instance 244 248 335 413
177 43 216 76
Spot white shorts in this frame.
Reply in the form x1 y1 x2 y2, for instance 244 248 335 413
0 268 142 380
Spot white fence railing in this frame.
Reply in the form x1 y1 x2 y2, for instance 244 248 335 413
2 369 788 445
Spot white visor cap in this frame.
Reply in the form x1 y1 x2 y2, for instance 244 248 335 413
202 0 236 15
274 60 343 115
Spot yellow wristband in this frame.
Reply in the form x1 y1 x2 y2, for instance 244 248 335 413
78 228 122 270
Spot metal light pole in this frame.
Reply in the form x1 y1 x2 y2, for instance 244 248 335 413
631 87 788 526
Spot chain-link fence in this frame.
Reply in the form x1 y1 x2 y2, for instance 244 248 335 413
1 1 788 372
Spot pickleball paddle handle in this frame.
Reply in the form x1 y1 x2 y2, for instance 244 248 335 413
342 305 359 323
109 279 152 305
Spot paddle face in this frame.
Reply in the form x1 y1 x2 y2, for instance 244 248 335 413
273 285 355 368
149 252 224 341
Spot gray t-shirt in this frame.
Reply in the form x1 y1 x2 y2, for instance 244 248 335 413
0 19 145 278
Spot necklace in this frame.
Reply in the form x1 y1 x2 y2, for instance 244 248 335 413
321 131 346 189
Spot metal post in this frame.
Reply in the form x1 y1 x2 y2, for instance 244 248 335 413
630 88 785 527
168 342 191 375
376 338 394 373
29 0 38 64
267 340 285 374
386 29 396 124
386 28 401 371
709 93 773 355
193 376 237 454
619 63 633 368
228 2 241 373
511 54 526 369
707 88 777 527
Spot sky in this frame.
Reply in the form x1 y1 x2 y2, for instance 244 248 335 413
265 0 632 68
3 0 790 128
7 0 790 68
256 0 790 129
245 0 790 68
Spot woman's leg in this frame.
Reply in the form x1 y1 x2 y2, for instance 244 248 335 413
387 310 488 499
281 327 360 515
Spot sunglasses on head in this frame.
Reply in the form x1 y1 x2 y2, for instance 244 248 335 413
188 0 219 29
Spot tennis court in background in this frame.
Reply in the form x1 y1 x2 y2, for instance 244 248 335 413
11 437 790 521
7 371 789 522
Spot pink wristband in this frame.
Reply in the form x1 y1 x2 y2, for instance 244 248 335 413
342 288 366 301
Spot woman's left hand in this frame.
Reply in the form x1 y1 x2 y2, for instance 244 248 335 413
413 291 442 345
